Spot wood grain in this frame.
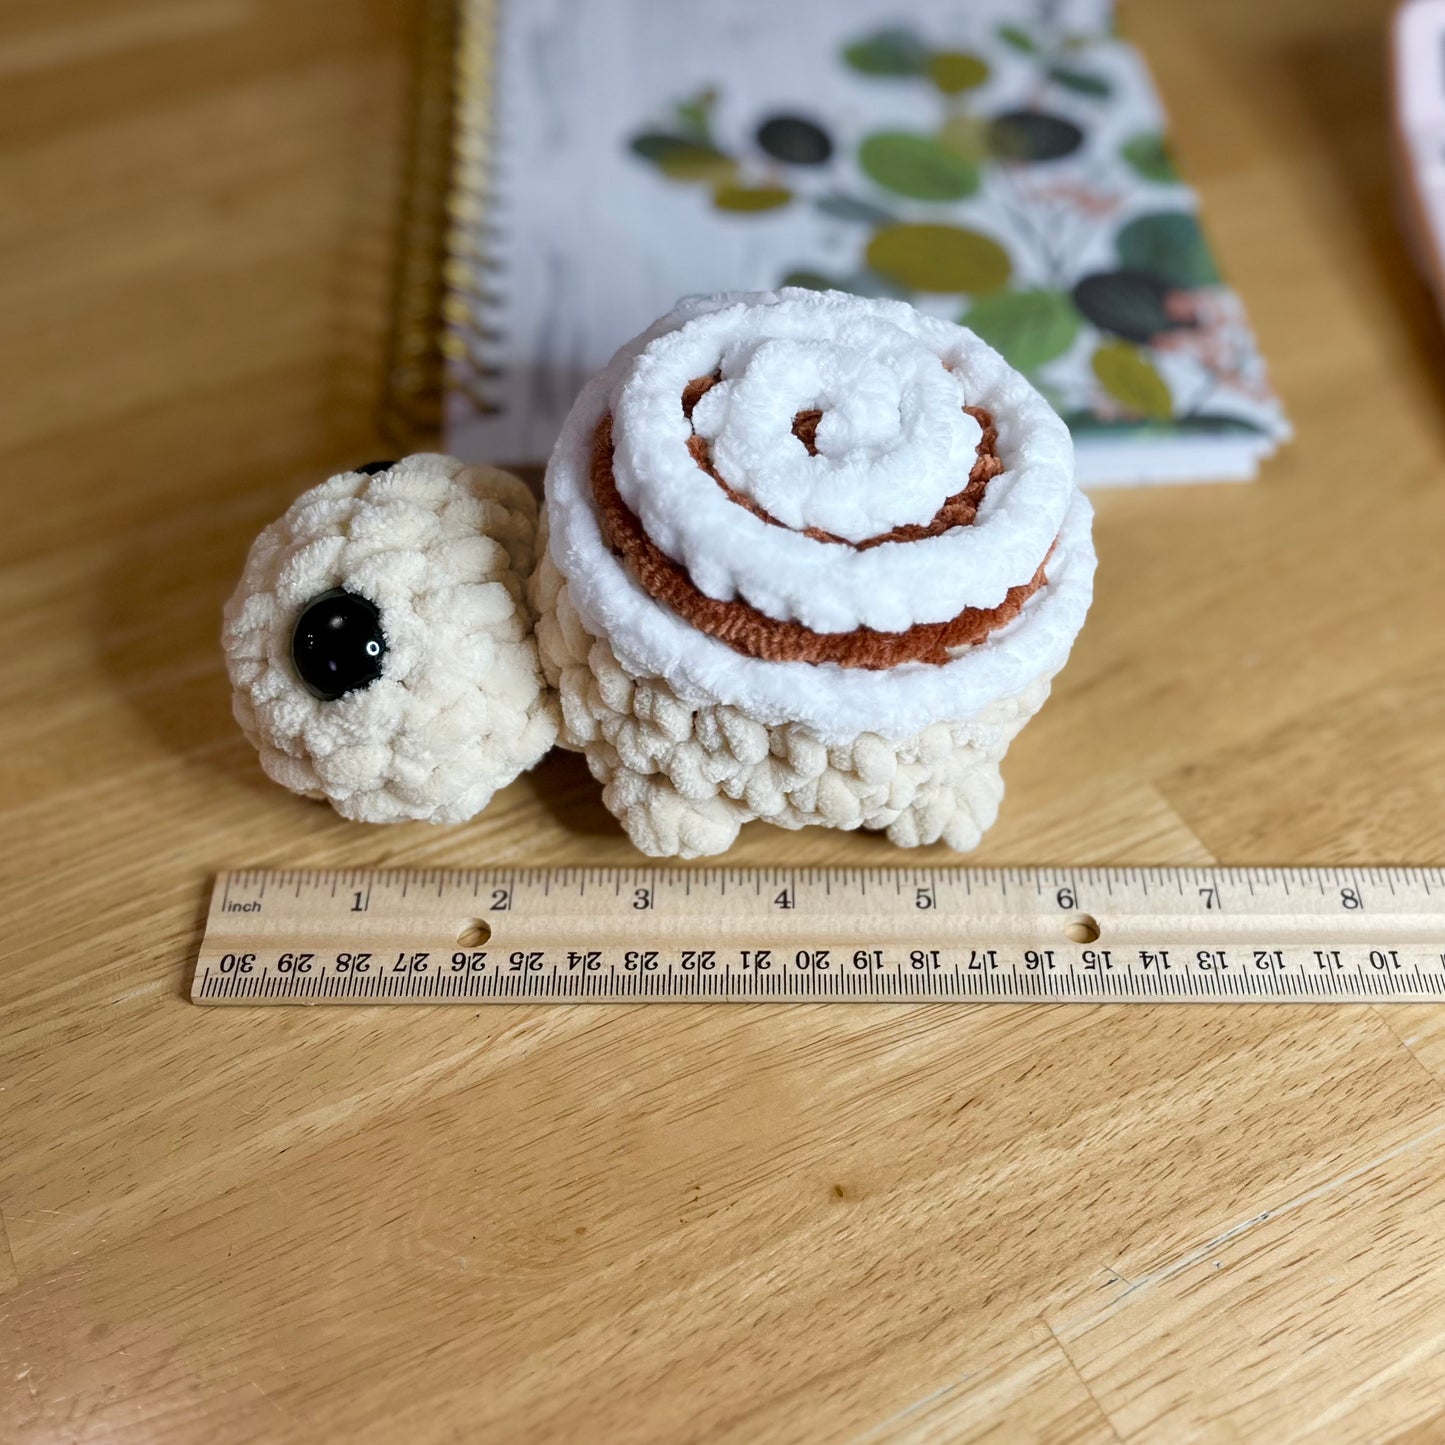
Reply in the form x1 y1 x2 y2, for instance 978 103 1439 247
3 0 1445 1440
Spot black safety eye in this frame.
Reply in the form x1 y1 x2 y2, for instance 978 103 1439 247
292 588 388 701
354 459 397 475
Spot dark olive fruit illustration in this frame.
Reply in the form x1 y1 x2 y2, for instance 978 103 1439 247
292 588 388 701
1071 269 1186 345
987 110 1085 163
756 115 834 166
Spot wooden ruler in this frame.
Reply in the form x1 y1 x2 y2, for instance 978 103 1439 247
192 866 1445 1005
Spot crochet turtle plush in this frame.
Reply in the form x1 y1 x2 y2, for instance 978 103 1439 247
224 289 1095 858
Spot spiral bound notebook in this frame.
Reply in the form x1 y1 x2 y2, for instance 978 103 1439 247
443 0 1290 486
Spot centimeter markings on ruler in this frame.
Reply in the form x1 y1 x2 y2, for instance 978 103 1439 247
191 866 1445 1005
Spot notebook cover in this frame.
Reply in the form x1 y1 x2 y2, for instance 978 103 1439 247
444 0 1290 484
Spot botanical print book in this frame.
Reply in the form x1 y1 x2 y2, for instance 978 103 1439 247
444 0 1290 486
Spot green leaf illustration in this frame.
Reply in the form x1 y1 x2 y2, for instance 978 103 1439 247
673 90 717 142
1071 270 1176 344
928 50 991 95
1091 341 1173 418
997 24 1037 53
987 110 1085 163
963 289 1081 371
629 133 736 183
1120 132 1178 183
712 183 792 213
1117 211 1220 287
1047 64 1113 97
859 131 980 200
814 192 897 227
842 27 929 76
866 223 1012 294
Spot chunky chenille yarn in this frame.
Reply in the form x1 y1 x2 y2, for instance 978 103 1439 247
531 536 1054 858
223 456 556 823
222 290 1096 856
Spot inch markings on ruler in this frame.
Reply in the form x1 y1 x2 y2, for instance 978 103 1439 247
191 866 1445 1005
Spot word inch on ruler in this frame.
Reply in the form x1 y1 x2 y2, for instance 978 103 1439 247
191 867 1445 1005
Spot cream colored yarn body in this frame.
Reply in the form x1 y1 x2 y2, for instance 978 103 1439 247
530 543 1052 859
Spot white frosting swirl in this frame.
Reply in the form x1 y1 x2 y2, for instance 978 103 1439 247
689 329 980 541
608 289 1075 634
543 289 1096 741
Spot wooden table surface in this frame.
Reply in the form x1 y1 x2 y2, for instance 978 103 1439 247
5 0 1445 1440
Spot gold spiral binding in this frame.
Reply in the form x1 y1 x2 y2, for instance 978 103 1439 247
378 0 502 451
441 0 505 425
